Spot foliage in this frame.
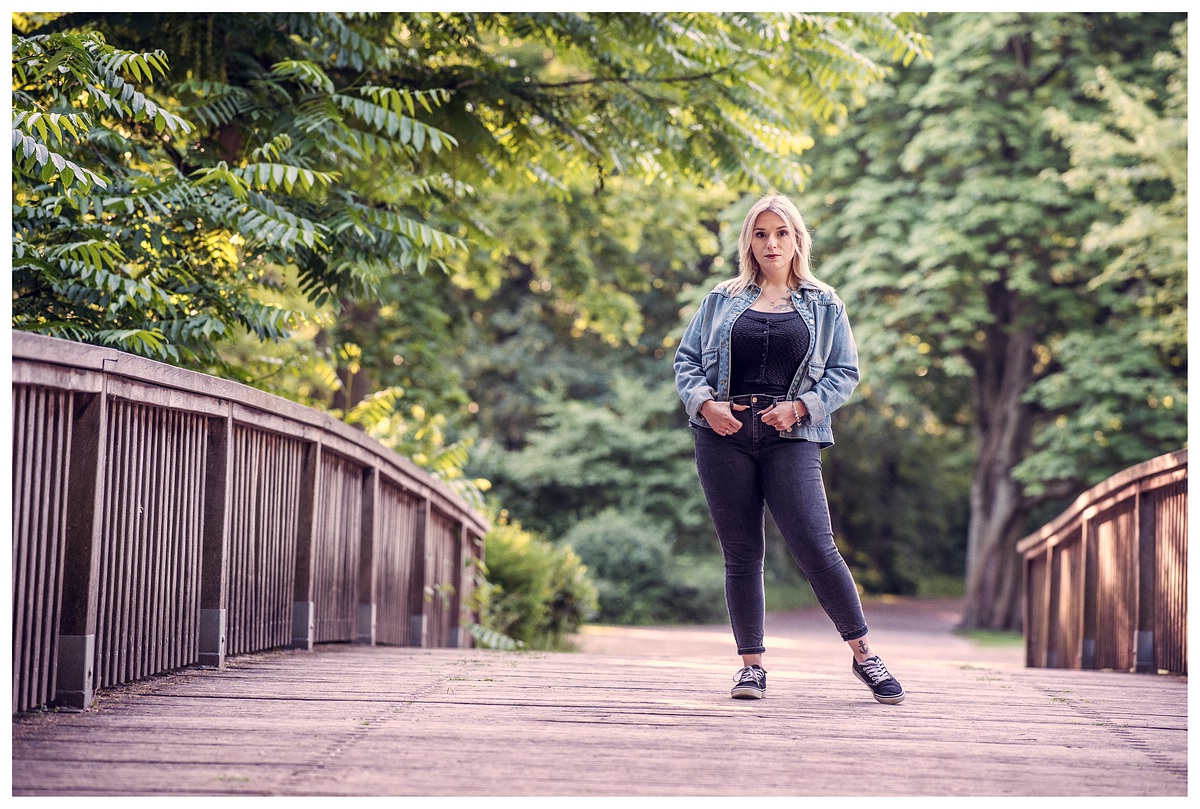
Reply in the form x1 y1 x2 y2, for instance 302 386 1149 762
462 177 735 451
1045 20 1187 362
27 11 1150 633
395 12 931 194
12 11 929 368
362 403 491 512
11 28 264 362
477 513 598 650
190 263 343 404
419 12 929 370
301 9 930 444
474 376 711 548
826 400 973 594
823 11 1185 493
1020 19 1188 488
559 509 726 625
12 14 462 368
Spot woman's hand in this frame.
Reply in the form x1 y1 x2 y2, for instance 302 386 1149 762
760 400 807 431
701 400 748 436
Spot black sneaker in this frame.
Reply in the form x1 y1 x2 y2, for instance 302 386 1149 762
852 655 905 704
731 664 767 699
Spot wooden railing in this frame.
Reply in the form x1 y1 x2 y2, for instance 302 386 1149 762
11 332 489 713
1018 449 1187 675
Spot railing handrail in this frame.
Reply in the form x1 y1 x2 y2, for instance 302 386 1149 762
10 330 488 536
1016 448 1187 554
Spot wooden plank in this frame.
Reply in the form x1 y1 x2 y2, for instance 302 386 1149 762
11 600 1186 797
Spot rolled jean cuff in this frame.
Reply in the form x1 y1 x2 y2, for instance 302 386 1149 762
737 644 766 656
840 626 869 642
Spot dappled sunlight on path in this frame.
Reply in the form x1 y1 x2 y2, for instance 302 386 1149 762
576 596 1024 671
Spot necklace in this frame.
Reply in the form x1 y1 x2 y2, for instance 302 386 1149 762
760 287 795 310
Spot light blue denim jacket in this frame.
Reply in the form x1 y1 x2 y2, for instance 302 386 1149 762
673 280 859 447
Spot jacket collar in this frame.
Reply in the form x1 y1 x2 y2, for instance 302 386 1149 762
746 281 821 296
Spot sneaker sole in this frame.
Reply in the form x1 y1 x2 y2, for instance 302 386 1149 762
730 686 765 699
852 667 905 705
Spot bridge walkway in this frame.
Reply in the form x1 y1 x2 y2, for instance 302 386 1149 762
11 598 1187 797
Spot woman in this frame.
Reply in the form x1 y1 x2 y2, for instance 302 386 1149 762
674 194 904 705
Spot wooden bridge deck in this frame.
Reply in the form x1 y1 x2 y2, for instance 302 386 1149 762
10 598 1187 797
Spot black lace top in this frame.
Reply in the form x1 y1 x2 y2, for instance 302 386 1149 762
729 309 811 397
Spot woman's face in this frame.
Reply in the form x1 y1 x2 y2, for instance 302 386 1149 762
750 210 796 276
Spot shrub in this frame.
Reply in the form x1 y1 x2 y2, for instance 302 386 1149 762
477 516 597 650
560 509 726 625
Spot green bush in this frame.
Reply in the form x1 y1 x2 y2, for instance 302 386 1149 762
477 516 598 650
560 509 726 625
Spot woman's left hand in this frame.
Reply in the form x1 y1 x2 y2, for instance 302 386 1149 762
760 400 806 431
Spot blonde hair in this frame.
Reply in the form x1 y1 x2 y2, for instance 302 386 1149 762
725 194 831 295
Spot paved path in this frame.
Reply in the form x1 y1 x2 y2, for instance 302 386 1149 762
10 598 1188 797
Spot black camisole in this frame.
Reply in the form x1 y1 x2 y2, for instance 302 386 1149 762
729 309 811 398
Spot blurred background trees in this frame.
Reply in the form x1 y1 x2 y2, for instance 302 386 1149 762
793 12 1186 628
11 11 1185 639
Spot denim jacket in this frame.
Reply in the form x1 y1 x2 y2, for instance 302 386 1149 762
673 280 859 447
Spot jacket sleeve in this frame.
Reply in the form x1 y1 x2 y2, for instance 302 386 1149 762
673 297 715 424
797 300 860 426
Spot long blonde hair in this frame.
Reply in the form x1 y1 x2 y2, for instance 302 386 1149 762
725 194 831 295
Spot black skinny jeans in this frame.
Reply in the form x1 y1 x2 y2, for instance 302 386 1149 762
694 394 868 656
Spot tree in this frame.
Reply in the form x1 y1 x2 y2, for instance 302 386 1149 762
824 398 973 595
12 14 462 368
1022 20 1187 487
315 12 932 438
461 177 735 449
13 10 930 393
793 12 1185 628
476 376 711 547
395 12 930 193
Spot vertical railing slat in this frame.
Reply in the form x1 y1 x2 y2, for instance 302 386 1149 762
11 387 34 711
200 415 231 668
23 388 47 707
54 388 106 710
96 401 119 690
42 391 71 701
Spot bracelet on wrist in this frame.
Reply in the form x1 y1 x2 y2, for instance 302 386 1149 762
791 401 801 425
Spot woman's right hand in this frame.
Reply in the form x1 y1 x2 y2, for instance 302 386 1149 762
700 400 748 436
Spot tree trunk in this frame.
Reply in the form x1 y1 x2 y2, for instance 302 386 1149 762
961 287 1037 631
331 300 376 416
962 445 1029 630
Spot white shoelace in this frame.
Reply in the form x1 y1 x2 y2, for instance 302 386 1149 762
860 656 891 684
734 666 764 686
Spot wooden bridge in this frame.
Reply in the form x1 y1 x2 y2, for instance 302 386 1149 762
11 598 1187 796
10 335 1188 796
